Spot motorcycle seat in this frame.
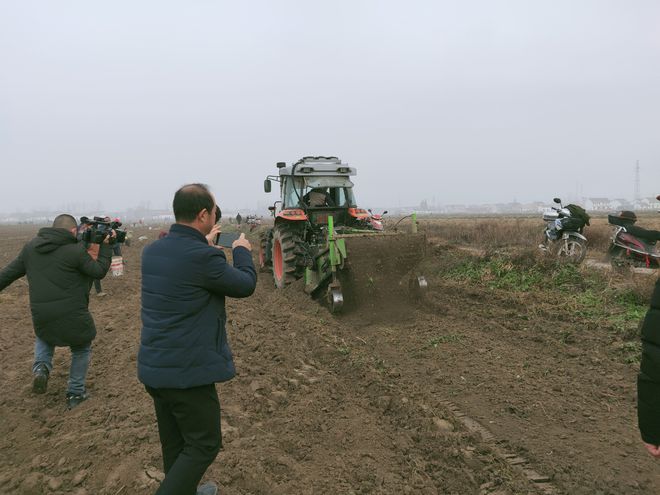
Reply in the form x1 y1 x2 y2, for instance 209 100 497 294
626 225 660 242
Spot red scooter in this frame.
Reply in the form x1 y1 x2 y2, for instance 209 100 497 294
608 195 660 268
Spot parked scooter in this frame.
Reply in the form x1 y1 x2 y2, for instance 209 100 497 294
608 196 660 268
539 198 590 264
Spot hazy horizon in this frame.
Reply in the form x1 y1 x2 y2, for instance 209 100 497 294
2 1 659 214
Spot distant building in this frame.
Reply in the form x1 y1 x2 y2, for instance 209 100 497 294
633 197 660 211
585 198 611 211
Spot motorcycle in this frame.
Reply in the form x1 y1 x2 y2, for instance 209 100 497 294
608 196 660 268
245 214 262 233
538 198 589 264
367 209 387 231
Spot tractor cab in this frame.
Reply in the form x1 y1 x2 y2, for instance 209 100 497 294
265 156 370 230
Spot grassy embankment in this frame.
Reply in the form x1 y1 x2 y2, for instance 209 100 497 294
417 215 659 365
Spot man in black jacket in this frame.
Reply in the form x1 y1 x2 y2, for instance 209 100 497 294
639 277 660 457
139 184 256 495
0 214 113 409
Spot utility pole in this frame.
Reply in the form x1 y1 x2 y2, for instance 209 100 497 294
634 160 641 202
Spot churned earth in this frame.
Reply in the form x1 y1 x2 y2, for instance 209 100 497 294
0 224 658 494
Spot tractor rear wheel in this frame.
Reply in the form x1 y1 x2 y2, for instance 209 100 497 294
271 224 304 288
259 231 272 272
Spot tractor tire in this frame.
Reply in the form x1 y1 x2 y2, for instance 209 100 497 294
271 224 304 288
259 231 272 273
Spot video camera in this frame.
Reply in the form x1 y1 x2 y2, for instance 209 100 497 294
79 216 127 244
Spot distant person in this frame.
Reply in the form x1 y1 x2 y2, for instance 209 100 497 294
638 277 660 457
0 214 114 409
92 278 106 297
236 213 242 225
138 184 257 495
112 218 123 258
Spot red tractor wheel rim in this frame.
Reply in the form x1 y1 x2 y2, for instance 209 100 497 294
273 239 283 280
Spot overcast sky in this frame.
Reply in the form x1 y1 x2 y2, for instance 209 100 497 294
1 0 659 214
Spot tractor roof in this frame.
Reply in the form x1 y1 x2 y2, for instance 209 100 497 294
278 156 357 177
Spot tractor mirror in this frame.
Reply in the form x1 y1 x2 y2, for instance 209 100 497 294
264 179 272 193
383 211 388 215
656 195 660 201
268 206 276 212
553 198 561 204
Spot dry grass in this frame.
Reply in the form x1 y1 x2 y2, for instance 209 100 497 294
418 216 540 248
417 213 660 256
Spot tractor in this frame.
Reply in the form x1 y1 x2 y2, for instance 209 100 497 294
260 156 427 313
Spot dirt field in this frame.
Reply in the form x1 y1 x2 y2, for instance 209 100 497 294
1 221 659 494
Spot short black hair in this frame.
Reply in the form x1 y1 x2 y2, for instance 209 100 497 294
52 214 77 230
173 183 214 222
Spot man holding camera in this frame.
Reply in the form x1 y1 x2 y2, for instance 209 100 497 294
0 214 114 409
80 215 128 294
138 183 256 495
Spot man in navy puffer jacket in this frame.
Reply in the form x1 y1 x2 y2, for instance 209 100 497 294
138 183 256 495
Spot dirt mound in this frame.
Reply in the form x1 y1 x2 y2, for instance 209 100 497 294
336 233 427 322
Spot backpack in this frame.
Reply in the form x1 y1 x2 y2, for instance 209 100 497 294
566 204 590 227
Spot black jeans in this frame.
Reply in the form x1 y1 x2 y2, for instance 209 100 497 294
145 384 222 495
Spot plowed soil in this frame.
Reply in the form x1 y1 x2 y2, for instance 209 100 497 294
1 224 659 494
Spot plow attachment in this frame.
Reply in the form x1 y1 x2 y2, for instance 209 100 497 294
304 216 428 313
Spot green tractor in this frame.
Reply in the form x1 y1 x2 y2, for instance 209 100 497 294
260 156 427 313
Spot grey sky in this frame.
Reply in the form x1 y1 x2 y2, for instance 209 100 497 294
1 0 659 213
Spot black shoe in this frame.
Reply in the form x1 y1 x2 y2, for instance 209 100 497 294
66 391 89 410
197 482 218 495
32 365 49 394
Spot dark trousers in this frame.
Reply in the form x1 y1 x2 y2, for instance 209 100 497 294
145 384 222 495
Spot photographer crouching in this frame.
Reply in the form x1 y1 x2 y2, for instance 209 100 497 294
0 214 116 409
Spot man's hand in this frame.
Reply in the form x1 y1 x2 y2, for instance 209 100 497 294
644 442 660 458
232 233 252 251
206 224 222 246
103 229 117 244
86 243 100 261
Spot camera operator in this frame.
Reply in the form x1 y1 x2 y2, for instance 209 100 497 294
79 216 127 294
0 214 115 409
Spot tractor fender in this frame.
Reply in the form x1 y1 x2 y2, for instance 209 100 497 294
275 208 308 222
347 207 369 219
